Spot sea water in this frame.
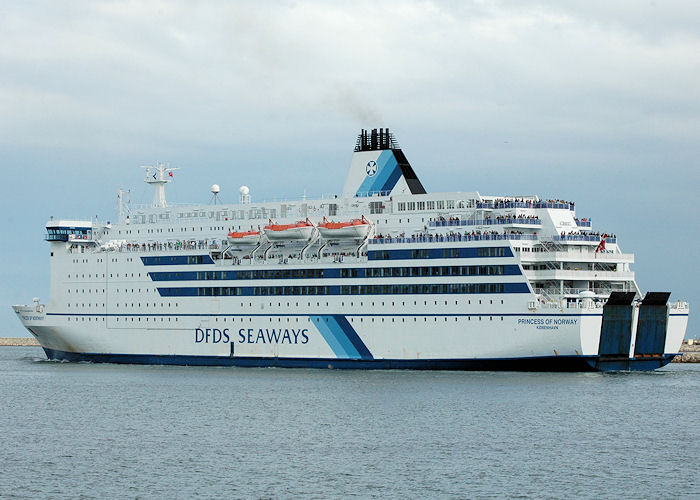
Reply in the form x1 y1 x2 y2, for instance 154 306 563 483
0 346 698 499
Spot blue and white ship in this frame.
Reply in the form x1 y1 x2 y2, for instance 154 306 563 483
13 129 689 371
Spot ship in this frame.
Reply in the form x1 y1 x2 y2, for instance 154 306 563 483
12 128 689 371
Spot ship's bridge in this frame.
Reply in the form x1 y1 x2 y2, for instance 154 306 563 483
45 219 93 242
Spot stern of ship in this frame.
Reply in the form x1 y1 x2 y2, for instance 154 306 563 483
583 292 689 371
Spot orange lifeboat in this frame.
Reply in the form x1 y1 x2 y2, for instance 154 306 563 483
263 219 315 241
227 230 261 245
318 216 371 240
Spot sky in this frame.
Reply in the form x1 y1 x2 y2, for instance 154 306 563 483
1 0 698 337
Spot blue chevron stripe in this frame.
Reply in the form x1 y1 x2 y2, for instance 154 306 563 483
311 316 351 358
323 315 360 357
310 315 373 360
333 315 373 359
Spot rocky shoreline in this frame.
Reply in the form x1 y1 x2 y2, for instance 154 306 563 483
1 337 698 362
672 343 700 363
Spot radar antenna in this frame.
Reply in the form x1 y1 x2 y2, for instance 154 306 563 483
239 185 250 204
210 184 221 205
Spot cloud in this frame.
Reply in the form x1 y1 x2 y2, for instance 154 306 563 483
1 0 698 153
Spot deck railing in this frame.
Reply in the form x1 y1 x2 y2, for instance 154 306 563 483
534 287 617 296
429 218 541 228
66 233 621 258
369 234 539 245
553 235 616 244
476 201 574 210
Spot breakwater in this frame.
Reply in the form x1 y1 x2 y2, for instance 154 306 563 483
672 342 700 363
0 337 39 346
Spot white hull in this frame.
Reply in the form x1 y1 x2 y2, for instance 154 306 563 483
14 298 688 370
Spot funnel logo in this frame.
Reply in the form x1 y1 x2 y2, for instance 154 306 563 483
366 161 377 177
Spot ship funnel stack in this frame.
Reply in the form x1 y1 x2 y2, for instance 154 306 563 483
355 127 398 151
342 128 426 198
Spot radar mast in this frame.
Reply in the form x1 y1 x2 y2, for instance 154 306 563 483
141 163 178 208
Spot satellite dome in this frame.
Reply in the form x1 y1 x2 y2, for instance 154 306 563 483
239 186 250 195
211 184 220 194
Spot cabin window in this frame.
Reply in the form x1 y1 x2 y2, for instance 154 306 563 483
369 201 384 214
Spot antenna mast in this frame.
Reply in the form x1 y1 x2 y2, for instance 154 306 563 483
141 163 178 208
117 189 131 222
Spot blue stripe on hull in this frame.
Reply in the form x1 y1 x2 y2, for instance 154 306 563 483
309 315 374 359
333 315 373 359
42 347 623 372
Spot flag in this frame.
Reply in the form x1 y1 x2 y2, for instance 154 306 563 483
595 238 606 253
169 171 173 177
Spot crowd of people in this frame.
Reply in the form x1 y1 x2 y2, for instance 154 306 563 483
559 230 616 239
490 214 540 222
122 240 221 251
373 229 533 243
477 198 575 209
430 214 541 226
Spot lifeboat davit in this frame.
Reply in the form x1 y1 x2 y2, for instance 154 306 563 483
227 230 261 245
318 216 371 240
263 219 315 241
